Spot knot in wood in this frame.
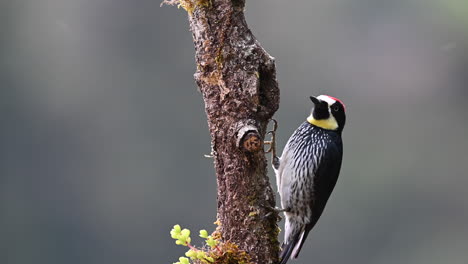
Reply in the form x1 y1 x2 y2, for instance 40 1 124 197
236 124 262 153
242 132 262 152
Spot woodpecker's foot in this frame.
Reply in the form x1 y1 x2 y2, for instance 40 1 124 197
263 211 282 221
264 119 279 169
261 203 289 221
269 207 288 214
264 119 278 153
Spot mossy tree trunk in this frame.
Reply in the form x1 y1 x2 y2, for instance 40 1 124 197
164 1 280 263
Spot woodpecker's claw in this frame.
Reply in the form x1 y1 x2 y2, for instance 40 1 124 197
264 119 280 169
264 119 277 152
269 206 288 214
262 204 288 221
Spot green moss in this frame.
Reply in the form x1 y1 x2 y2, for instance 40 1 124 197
271 226 281 245
213 241 254 264
247 195 256 206
215 53 224 69
177 0 212 16
170 224 254 264
248 211 258 217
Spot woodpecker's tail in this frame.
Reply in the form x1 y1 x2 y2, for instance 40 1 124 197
279 231 311 264
279 219 310 264
279 238 298 264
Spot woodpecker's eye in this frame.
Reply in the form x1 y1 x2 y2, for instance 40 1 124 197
332 105 340 112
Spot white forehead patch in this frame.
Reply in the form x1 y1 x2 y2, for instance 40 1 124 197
317 95 336 105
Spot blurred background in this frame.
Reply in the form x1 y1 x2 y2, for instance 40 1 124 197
1 0 468 263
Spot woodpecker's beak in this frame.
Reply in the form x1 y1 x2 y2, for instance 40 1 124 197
309 96 321 106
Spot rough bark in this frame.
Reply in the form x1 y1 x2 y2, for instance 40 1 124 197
165 1 280 264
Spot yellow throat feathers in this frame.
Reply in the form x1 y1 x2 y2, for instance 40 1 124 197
307 116 338 130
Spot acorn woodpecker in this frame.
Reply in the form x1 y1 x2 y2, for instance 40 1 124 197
271 95 346 264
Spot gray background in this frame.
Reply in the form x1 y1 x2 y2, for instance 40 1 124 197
1 1 468 264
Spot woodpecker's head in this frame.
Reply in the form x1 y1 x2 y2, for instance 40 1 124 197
307 95 346 132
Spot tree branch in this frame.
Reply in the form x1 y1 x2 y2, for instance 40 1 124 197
164 1 280 263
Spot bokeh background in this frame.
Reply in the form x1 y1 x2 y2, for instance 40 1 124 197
1 0 468 264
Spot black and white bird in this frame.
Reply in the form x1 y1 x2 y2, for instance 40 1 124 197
272 95 346 264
